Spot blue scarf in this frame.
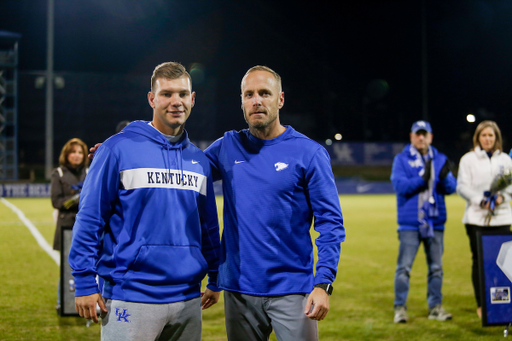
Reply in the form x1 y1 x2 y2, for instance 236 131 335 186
410 145 438 238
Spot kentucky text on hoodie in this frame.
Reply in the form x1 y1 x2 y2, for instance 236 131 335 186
122 168 205 194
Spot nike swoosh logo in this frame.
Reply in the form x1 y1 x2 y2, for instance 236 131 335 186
234 160 245 164
191 160 199 164
356 184 373 193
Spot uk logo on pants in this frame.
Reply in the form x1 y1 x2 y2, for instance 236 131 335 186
115 308 131 322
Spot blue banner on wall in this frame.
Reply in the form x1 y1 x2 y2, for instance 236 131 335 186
323 142 406 166
1 181 394 197
335 179 394 194
0 184 51 197
478 232 512 326
196 140 405 166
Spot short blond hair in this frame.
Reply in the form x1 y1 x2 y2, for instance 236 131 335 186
151 62 192 92
472 120 503 152
58 138 88 168
241 65 282 92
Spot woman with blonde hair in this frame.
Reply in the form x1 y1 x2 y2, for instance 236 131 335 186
457 121 512 318
51 138 88 309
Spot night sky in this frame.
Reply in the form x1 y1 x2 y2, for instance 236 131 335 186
2 0 512 165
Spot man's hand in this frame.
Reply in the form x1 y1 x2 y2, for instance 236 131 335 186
422 158 432 183
88 143 102 160
304 287 330 321
201 288 221 310
438 159 453 180
75 293 107 323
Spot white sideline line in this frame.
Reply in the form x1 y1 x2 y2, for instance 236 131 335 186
1 198 60 266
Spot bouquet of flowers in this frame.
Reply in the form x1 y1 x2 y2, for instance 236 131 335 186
483 169 512 225
63 194 80 209
63 182 84 209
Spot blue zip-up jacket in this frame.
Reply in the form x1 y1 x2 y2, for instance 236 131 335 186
391 144 457 231
205 126 345 296
69 120 220 303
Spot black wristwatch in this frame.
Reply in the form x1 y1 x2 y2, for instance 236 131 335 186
314 283 333 295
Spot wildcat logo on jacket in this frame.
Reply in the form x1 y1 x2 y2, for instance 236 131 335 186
274 162 289 171
408 159 423 168
120 168 207 195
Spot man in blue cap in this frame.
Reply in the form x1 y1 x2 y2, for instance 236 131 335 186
390 120 457 323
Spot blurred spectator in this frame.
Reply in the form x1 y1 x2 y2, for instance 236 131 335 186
390 120 456 323
50 138 89 309
115 120 131 133
457 120 512 319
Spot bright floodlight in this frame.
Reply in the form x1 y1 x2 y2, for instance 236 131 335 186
334 133 342 141
325 139 332 146
467 114 476 123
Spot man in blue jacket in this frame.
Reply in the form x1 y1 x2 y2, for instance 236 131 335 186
69 62 221 341
390 120 457 323
205 66 345 341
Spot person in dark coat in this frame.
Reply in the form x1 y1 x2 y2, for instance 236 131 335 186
51 138 88 309
51 138 88 250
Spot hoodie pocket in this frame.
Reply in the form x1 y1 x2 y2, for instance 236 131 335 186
125 245 208 285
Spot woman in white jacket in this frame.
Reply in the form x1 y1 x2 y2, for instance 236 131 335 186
457 120 512 318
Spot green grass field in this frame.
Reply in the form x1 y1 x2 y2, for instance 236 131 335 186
0 195 508 340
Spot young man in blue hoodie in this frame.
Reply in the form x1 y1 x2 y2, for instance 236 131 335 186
69 62 221 341
205 66 345 341
390 121 457 323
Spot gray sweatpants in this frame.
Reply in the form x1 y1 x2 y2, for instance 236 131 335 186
224 291 318 341
101 297 201 341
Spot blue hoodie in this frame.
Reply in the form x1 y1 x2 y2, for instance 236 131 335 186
205 126 345 296
69 120 220 304
391 144 457 231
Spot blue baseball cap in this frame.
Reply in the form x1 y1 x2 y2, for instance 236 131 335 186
411 120 432 134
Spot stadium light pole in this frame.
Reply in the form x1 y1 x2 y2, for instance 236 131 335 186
45 0 54 179
421 0 428 121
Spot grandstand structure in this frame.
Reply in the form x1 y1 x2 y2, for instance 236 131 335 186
0 31 21 180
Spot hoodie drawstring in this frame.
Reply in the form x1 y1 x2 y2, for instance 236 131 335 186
177 146 184 186
162 142 184 186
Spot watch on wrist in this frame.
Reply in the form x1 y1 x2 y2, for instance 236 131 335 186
314 283 333 295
